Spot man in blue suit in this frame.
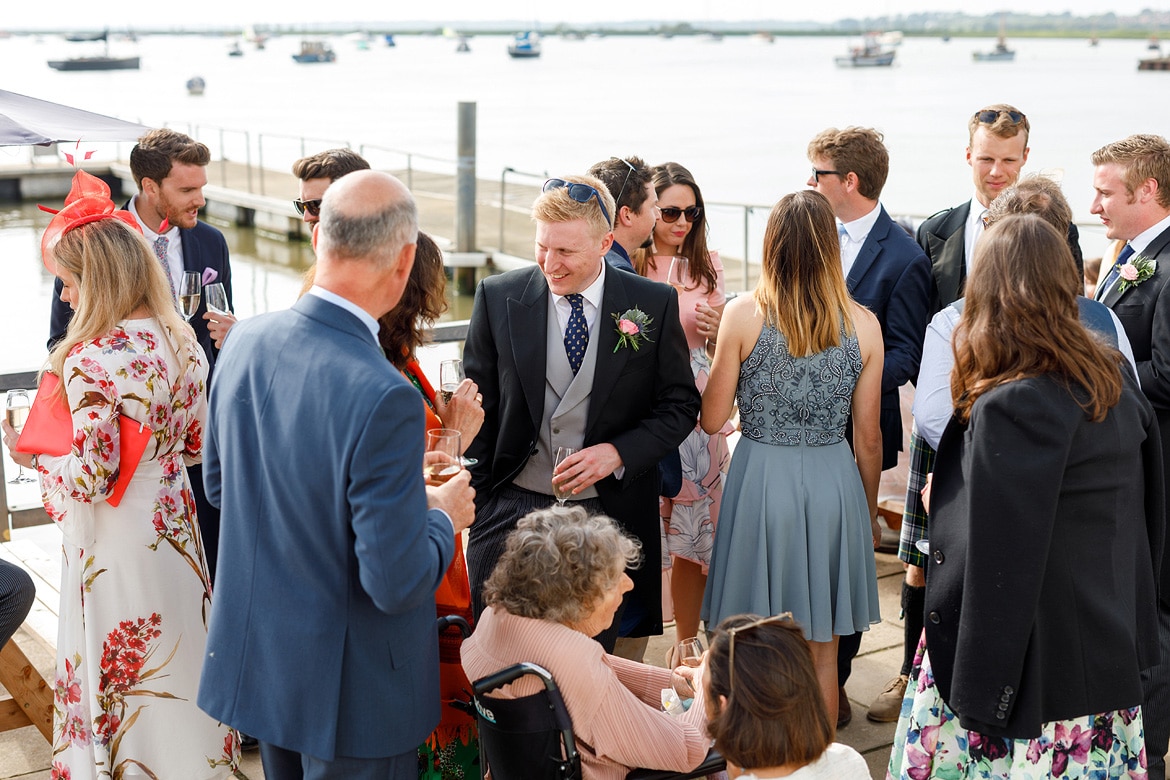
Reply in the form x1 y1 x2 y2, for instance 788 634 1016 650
807 126 932 727
47 128 233 580
198 170 475 779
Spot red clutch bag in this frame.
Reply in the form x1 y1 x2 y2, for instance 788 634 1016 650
14 372 152 508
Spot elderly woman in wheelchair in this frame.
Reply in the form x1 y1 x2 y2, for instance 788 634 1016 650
461 506 712 780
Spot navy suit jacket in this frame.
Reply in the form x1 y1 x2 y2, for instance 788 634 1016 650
49 218 232 375
847 206 931 469
463 265 699 636
197 295 455 760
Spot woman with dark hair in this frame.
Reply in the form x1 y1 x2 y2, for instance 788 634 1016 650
705 614 868 778
1 171 236 777
700 190 883 723
888 214 1159 777
461 507 711 780
631 162 731 646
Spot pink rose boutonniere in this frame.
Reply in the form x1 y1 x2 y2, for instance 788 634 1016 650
612 307 654 352
1117 255 1156 293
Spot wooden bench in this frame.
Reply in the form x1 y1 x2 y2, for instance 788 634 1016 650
0 536 62 744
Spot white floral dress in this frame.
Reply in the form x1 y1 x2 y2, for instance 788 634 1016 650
37 319 237 780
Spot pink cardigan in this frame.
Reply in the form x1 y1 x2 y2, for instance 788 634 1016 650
461 606 711 780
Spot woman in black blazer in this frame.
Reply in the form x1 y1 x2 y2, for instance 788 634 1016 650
888 214 1164 778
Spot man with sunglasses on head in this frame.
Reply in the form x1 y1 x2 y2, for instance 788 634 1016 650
806 126 932 728
588 155 657 273
462 174 699 653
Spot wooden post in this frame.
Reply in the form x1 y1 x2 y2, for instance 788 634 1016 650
0 639 53 742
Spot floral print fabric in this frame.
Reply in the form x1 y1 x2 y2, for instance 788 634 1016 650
37 320 236 779
888 639 1146 779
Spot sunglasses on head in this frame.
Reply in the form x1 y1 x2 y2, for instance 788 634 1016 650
543 178 612 226
973 109 1026 125
658 205 703 224
726 612 794 691
293 198 322 217
612 157 636 209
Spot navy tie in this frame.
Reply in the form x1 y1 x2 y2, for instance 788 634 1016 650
563 293 588 375
1097 243 1135 301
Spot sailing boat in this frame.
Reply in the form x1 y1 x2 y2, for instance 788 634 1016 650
48 29 140 70
973 14 1015 62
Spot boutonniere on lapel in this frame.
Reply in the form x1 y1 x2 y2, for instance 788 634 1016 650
612 308 654 352
1117 255 1157 293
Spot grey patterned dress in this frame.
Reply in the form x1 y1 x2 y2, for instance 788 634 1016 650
701 323 880 642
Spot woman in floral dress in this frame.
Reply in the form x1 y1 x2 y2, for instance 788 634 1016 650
5 172 237 779
887 216 1157 778
631 162 731 645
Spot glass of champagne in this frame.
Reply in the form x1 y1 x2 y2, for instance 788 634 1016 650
425 428 463 484
439 359 464 405
667 256 689 293
179 272 201 321
677 636 704 669
552 446 577 506
5 389 33 484
203 282 231 316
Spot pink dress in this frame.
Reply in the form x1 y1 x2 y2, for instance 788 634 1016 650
644 253 732 571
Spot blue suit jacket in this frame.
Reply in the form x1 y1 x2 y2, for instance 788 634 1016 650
847 206 932 469
49 219 232 375
197 294 455 760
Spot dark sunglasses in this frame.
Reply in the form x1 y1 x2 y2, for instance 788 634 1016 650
612 157 636 209
658 205 703 224
293 198 322 217
811 167 842 183
543 178 612 226
973 109 1027 125
726 612 794 691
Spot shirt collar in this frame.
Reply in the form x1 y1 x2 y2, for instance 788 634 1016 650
306 285 381 342
838 201 881 243
550 258 606 311
1130 212 1170 255
128 196 180 242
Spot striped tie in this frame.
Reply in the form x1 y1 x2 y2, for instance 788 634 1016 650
153 235 178 303
563 293 588 375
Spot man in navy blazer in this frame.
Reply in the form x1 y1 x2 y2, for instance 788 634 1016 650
48 129 233 580
198 171 475 779
807 126 931 727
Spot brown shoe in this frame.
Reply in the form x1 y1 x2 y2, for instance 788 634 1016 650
837 685 852 728
866 674 910 723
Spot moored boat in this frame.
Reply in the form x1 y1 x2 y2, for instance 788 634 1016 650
834 34 895 67
293 40 336 63
507 31 541 58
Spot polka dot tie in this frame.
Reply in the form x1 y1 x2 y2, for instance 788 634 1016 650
563 293 588 375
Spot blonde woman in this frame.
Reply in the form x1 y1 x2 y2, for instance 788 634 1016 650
700 190 883 724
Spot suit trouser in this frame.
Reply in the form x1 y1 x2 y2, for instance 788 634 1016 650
260 742 416 780
1142 599 1170 780
0 559 34 647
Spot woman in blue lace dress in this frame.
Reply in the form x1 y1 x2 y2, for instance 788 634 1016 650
700 190 883 724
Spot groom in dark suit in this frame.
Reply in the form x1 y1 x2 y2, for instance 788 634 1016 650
807 126 932 726
1091 134 1170 780
463 174 699 647
47 128 233 579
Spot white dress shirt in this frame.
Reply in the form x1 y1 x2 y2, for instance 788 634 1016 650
837 203 882 277
551 260 607 337
963 196 989 278
128 197 183 293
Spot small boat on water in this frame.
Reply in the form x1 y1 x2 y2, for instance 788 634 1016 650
974 15 1015 62
50 29 139 70
63 30 105 42
384 34 396 47
507 31 541 58
186 76 206 96
228 41 243 57
1138 56 1170 70
455 36 471 53
293 40 336 63
878 30 904 47
834 34 895 68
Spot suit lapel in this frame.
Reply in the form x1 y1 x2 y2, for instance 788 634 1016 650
846 208 889 290
180 228 200 273
1105 225 1170 307
586 270 633 436
508 268 550 432
928 203 970 306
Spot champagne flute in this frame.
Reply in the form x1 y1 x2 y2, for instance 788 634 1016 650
667 256 689 293
178 272 201 321
439 359 464 405
552 446 577 506
424 428 463 484
5 389 33 484
203 283 231 316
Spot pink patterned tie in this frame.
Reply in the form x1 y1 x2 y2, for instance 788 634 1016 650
153 235 177 303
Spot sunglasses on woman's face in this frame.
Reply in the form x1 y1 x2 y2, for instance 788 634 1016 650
658 205 703 224
293 198 323 217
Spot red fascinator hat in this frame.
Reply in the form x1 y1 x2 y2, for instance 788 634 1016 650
39 170 142 275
